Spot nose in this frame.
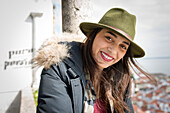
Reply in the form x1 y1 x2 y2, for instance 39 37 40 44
107 44 118 56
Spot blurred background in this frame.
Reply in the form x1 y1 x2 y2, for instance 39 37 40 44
0 0 169 113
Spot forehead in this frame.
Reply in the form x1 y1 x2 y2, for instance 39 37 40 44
100 29 130 43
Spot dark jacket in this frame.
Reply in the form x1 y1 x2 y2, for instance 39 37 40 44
34 36 134 113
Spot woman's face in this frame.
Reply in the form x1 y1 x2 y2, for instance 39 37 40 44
92 29 130 70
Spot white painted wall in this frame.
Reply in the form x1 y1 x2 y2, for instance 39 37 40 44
0 0 53 112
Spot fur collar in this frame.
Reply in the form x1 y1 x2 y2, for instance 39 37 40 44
32 33 84 69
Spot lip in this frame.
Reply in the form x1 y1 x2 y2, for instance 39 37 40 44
100 51 114 62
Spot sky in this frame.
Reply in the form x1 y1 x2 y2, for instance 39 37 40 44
53 0 170 75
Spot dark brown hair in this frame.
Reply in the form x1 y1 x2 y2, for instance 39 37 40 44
81 28 156 113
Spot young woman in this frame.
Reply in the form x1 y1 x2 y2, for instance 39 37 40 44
34 8 155 113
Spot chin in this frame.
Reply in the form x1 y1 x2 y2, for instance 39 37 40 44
98 65 109 70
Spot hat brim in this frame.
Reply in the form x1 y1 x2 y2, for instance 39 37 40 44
79 22 145 58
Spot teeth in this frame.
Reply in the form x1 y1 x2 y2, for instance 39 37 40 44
102 52 112 60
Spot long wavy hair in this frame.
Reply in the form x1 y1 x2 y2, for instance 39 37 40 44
81 28 156 113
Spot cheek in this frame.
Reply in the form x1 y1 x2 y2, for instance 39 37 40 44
92 36 108 56
92 43 99 61
92 43 106 56
118 51 127 60
92 43 97 54
92 40 102 54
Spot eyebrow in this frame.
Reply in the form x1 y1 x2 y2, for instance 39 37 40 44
123 41 130 46
107 31 130 46
107 31 117 38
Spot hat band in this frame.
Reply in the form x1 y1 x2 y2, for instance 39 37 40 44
106 25 132 41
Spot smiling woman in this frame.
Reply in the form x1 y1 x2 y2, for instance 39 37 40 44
34 8 156 113
92 29 130 70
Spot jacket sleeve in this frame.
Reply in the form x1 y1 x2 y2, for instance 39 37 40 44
37 66 73 113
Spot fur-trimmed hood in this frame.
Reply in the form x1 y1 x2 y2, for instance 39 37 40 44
32 33 84 69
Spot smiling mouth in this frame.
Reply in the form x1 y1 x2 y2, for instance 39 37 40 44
100 51 114 62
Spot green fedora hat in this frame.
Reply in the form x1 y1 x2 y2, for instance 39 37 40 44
79 8 145 58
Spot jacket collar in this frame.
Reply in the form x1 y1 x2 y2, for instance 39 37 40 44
32 33 86 89
32 33 84 70
64 41 83 76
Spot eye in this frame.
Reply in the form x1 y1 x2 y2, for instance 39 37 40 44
120 45 127 50
105 36 112 41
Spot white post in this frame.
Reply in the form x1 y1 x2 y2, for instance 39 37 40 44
30 12 43 89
